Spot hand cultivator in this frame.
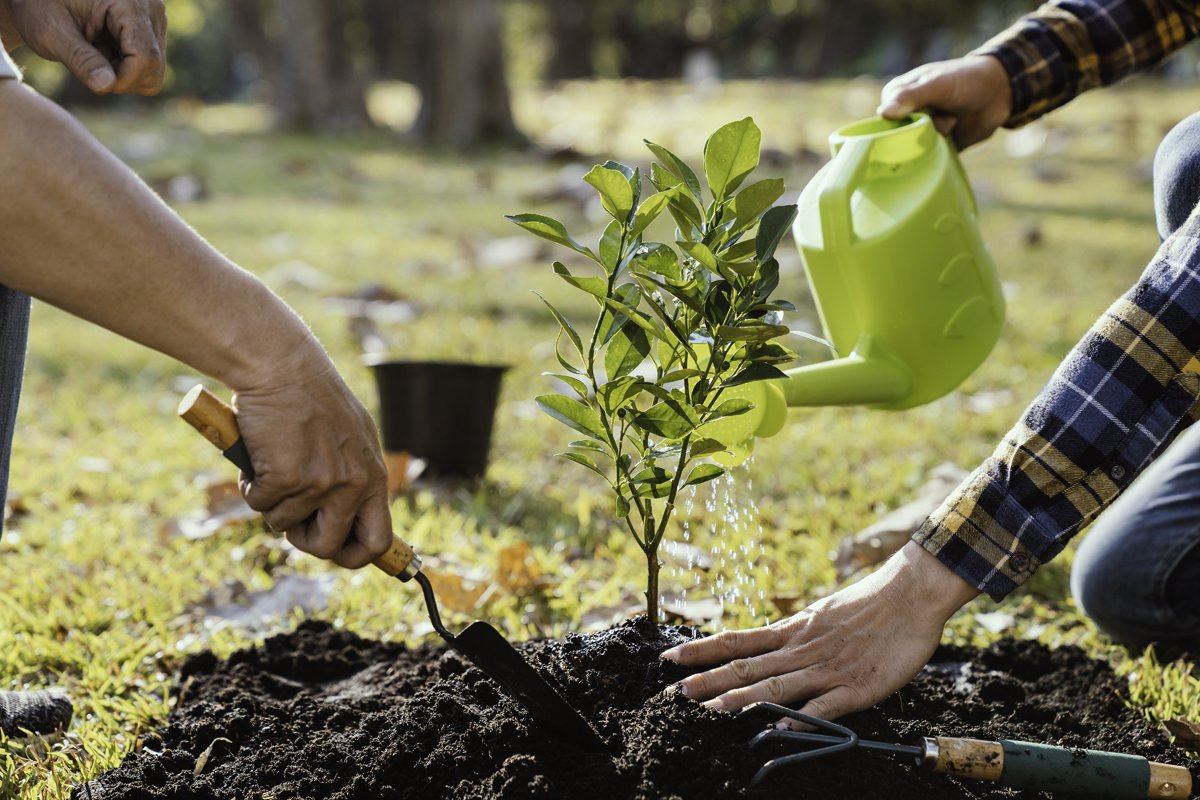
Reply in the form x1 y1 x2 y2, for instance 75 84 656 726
740 703 1191 799
179 386 611 754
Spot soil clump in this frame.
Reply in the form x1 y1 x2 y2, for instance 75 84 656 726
76 617 1196 799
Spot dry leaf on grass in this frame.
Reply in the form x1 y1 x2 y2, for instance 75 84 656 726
160 480 260 541
422 567 492 614
384 451 426 497
1164 718 1200 748
497 543 552 594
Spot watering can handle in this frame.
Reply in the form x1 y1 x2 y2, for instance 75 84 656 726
817 136 873 252
177 385 422 581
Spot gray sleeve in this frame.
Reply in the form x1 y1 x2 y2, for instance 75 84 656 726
0 49 20 80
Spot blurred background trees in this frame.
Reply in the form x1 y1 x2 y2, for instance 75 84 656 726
17 0 1200 143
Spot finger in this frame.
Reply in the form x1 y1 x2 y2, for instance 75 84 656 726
787 686 865 727
678 646 806 705
106 3 166 95
283 492 360 561
329 486 393 570
261 491 326 536
661 625 785 667
932 114 958 138
41 26 116 93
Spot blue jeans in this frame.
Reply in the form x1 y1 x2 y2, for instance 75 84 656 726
0 287 28 541
1069 111 1200 647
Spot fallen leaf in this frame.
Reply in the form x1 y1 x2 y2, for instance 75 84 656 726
497 543 548 594
422 567 491 614
1164 718 1200 748
834 462 969 581
660 592 722 626
194 737 232 776
384 451 426 498
975 611 1015 634
770 594 804 616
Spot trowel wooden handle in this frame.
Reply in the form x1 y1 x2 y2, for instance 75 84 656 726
177 385 421 581
923 737 1191 799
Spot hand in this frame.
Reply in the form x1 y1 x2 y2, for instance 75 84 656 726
877 55 1013 151
230 346 394 570
661 542 981 723
0 0 166 95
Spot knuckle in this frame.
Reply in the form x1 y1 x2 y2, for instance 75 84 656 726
762 675 788 704
728 658 755 683
714 630 746 658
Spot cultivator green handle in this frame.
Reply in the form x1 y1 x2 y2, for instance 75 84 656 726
924 736 1192 799
177 385 421 580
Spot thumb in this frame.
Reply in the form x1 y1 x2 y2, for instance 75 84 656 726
49 28 116 93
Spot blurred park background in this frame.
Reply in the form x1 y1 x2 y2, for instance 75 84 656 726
9 0 1200 795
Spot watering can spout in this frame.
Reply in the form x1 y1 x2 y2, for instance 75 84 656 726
777 335 911 408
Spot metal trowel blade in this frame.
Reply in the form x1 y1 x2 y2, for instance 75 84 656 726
451 621 610 754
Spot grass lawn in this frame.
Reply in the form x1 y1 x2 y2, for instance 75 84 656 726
4 76 1200 796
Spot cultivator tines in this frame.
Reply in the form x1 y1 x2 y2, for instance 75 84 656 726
738 702 923 787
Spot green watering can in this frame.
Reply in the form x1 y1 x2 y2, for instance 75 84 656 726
705 112 1005 464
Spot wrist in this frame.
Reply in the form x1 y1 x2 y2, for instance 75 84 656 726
891 541 982 625
972 53 1014 124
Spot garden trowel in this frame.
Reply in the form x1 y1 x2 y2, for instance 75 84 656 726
178 385 610 754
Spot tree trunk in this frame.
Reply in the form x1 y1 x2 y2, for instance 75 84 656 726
273 0 373 131
363 0 418 82
546 0 595 81
410 0 523 145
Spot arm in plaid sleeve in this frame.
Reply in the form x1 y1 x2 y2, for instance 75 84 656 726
914 213 1200 600
976 0 1200 128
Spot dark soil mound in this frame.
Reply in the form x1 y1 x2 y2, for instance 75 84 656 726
76 618 1196 799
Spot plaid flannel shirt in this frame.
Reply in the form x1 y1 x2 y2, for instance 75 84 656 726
976 0 1200 127
914 0 1200 598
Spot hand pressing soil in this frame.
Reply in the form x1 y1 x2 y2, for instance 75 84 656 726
75 617 1196 800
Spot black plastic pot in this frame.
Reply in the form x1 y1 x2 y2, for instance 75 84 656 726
366 359 508 480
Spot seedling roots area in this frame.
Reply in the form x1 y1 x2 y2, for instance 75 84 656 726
78 617 1194 799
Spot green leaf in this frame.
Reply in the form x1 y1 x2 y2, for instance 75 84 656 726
543 371 589 398
533 292 584 355
747 342 799 363
669 192 705 226
630 242 681 282
597 375 643 413
649 162 682 191
679 241 719 271
553 331 584 376
704 117 761 203
720 362 789 388
707 398 753 421
629 467 672 499
632 401 698 439
553 262 607 298
605 325 650 381
751 300 797 312
685 463 725 487
755 204 799 262
615 494 631 518
506 213 597 262
603 297 670 343
598 283 640 345
584 165 635 223
556 452 607 479
535 394 607 438
791 329 837 350
661 368 701 383
715 322 790 342
599 220 623 273
644 140 702 200
630 188 679 239
602 159 635 180
689 438 727 457
633 271 704 314
631 466 671 484
569 440 612 457
643 442 683 461
729 178 785 232
722 239 758 262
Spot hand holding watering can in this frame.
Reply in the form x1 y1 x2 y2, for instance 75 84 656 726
703 112 1005 463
